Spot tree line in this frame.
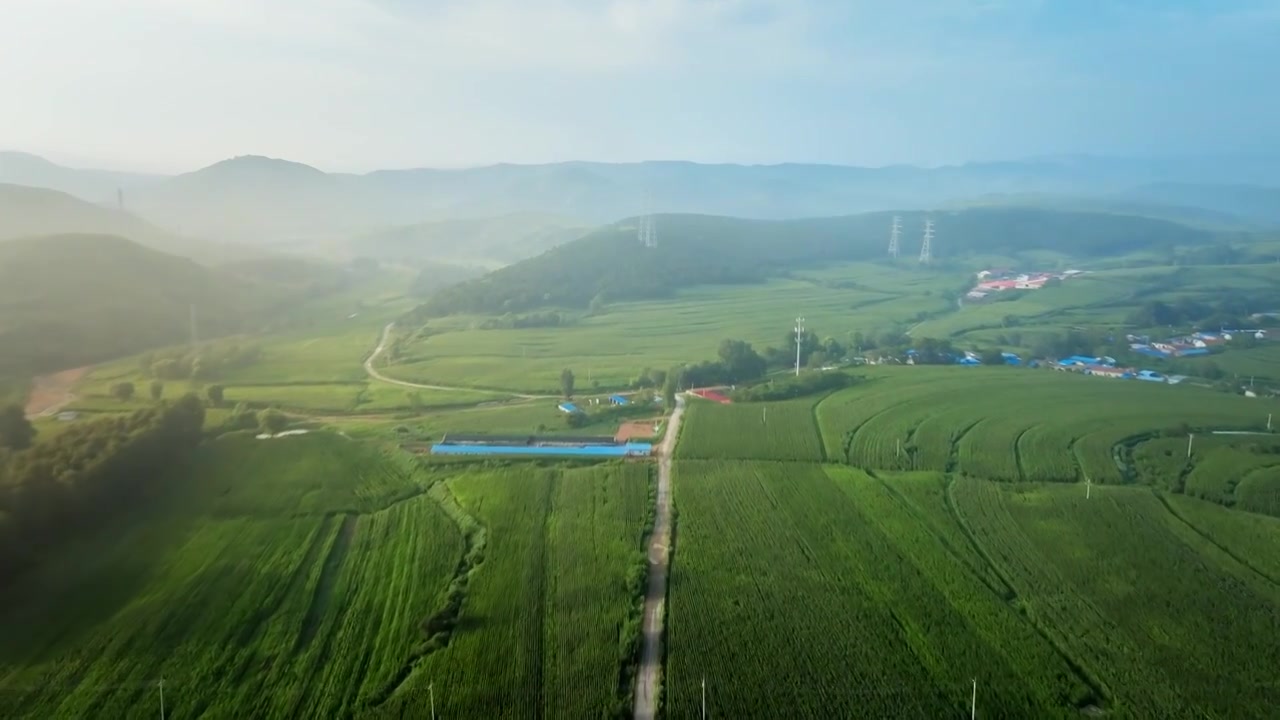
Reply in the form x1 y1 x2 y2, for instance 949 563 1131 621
0 395 206 583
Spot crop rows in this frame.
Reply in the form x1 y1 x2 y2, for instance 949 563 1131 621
1 435 654 719
676 397 824 461
816 367 1270 486
666 460 1100 718
373 462 653 719
950 479 1280 717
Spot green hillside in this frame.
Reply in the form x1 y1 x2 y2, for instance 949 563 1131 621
349 212 591 268
0 183 257 264
417 208 1216 316
0 234 344 377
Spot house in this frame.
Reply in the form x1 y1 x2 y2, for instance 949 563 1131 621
1001 352 1021 365
1015 278 1048 290
1086 365 1133 379
608 394 629 406
558 402 581 414
956 357 981 366
978 279 1020 292
1223 329 1268 341
1136 370 1165 383
1058 355 1103 368
56 411 78 422
966 290 989 300
976 270 993 279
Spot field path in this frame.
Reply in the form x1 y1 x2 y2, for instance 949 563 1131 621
634 393 685 720
364 323 550 399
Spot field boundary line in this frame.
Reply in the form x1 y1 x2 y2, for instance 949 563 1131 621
942 476 1112 707
1154 491 1280 588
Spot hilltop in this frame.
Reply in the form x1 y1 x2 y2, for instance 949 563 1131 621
0 151 159 202
414 207 1215 316
0 234 347 377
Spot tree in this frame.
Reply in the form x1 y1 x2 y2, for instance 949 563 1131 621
111 382 135 402
0 405 36 451
149 380 164 402
662 366 681 408
206 384 225 406
980 348 1006 366
260 409 288 435
717 339 767 381
560 368 575 399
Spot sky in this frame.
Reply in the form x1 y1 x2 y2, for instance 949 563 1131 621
1 0 1278 173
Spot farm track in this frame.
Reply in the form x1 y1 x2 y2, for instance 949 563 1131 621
1012 426 1035 481
293 514 359 655
634 394 685 720
364 323 552 400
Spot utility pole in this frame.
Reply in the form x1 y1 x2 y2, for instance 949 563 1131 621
429 682 436 720
794 316 805 377
1086 474 1091 500
1187 433 1194 458
1268 413 1273 431
702 677 707 720
762 406 767 424
888 215 901 259
158 678 165 720
189 304 198 346
971 678 977 720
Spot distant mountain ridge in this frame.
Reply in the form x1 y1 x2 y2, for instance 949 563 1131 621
5 152 1279 247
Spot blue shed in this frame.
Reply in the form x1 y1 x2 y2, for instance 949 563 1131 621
1001 352 1021 365
1136 370 1165 382
956 357 981 366
609 394 629 406
558 402 581 414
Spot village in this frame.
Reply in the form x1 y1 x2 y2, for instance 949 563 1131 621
965 268 1086 300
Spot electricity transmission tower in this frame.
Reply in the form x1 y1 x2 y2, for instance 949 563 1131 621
888 215 901 258
637 193 657 248
919 217 934 264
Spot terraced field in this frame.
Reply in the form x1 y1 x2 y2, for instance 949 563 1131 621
0 434 653 719
816 367 1271 483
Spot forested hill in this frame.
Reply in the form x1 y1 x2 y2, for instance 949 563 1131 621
0 234 343 377
415 208 1215 316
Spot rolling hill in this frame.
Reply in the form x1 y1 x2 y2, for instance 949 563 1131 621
0 234 347 377
1122 182 1280 227
0 183 258 264
415 208 1217 317
0 151 159 203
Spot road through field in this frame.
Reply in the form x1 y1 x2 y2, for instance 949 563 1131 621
635 393 685 720
364 323 549 399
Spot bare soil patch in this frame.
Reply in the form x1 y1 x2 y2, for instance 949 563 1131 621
615 418 662 443
24 367 89 417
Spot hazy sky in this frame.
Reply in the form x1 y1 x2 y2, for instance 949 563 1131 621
3 0 1278 173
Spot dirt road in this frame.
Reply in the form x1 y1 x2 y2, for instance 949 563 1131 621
634 393 685 720
363 323 548 399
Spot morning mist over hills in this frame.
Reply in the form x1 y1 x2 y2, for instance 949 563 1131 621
4 151 1280 252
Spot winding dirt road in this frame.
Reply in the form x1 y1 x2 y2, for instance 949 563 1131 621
363 323 549 399
634 393 685 720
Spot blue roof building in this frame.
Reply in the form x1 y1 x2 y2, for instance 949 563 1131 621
609 394 629 406
558 402 581 414
1136 370 1165 382
956 357 981 366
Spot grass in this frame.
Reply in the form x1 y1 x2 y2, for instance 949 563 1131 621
676 397 825 461
0 433 654 718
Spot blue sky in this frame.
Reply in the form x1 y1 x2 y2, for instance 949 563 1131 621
2 0 1277 172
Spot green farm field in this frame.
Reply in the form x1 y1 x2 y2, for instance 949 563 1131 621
814 366 1272 483
385 264 956 393
0 433 654 719
666 460 1280 718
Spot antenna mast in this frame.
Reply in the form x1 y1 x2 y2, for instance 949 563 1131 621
888 215 901 258
919 217 934 264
